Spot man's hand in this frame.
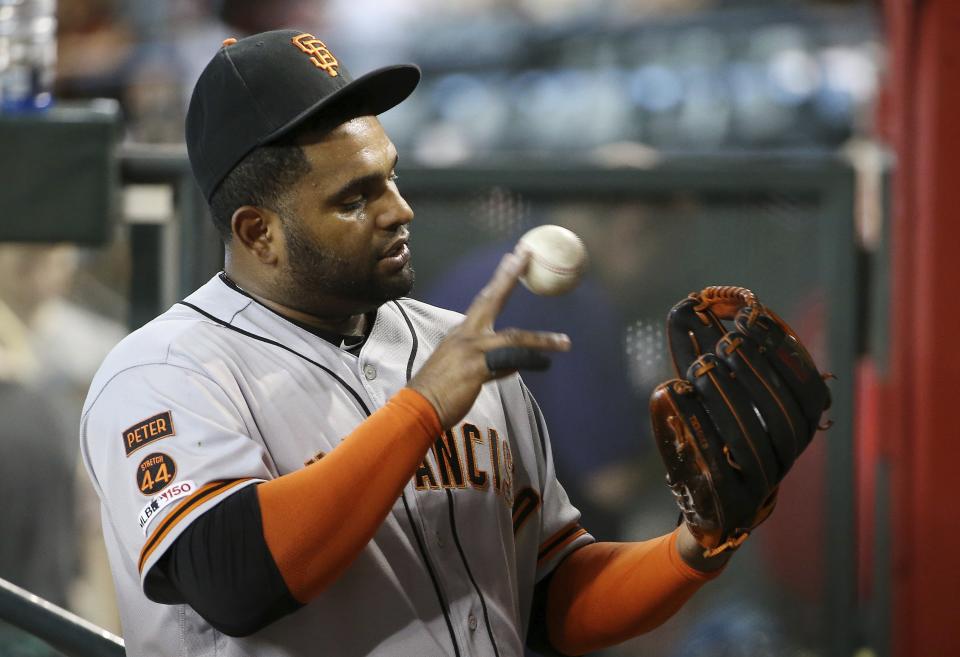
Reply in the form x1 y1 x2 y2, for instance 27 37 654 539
408 251 571 429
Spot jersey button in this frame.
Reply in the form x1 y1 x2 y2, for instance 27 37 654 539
467 614 478 632
363 364 377 380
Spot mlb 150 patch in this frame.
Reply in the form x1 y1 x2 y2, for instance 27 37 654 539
123 411 175 457
136 452 177 495
138 480 196 535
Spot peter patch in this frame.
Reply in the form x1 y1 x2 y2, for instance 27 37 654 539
137 452 177 496
123 411 175 457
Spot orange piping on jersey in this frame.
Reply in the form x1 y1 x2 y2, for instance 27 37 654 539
258 387 441 603
545 528 720 655
488 429 502 493
512 487 541 534
539 521 584 556
537 523 589 567
138 478 253 572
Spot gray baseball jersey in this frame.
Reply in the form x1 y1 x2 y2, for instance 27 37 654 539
80 274 594 657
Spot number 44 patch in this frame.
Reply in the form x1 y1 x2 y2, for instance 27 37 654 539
136 452 177 496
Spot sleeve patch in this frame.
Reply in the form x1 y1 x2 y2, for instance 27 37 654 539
138 480 196 535
139 478 254 573
123 411 176 456
136 452 177 496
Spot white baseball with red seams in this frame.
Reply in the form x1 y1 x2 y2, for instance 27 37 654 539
517 225 588 296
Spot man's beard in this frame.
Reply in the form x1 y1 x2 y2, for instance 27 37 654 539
278 218 415 315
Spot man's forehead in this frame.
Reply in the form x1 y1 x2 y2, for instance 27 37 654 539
298 117 395 182
301 117 391 156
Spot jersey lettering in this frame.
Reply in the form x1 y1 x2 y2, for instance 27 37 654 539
413 458 440 490
123 411 175 457
488 428 502 493
412 422 513 507
512 487 541 534
432 430 466 488
462 423 488 489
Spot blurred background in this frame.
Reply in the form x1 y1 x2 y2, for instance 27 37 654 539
2 0 955 656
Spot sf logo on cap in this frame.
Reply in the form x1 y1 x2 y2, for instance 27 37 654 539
292 33 339 77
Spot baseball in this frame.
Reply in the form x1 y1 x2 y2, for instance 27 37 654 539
517 225 588 296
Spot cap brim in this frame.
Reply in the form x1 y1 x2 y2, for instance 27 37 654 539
257 64 421 146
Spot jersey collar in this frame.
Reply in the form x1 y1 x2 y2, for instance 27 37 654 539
216 272 374 350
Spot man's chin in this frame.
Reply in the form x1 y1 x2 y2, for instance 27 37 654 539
380 265 415 301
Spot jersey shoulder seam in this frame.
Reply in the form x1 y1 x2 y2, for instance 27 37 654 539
81 360 233 423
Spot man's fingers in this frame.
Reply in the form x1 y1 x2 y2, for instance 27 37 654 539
477 328 571 353
485 347 552 374
463 251 530 329
480 328 570 377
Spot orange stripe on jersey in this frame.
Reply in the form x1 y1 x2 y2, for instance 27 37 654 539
138 478 252 573
537 523 588 567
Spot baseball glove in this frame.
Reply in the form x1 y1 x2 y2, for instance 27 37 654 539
649 286 832 557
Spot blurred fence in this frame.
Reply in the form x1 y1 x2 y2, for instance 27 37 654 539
0 146 860 656
381 158 857 657
118 148 858 657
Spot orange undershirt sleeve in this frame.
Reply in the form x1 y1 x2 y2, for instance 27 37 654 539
546 527 722 656
257 387 441 603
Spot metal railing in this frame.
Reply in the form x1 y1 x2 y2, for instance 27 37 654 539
0 577 124 657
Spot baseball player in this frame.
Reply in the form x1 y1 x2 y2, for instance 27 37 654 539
80 30 731 657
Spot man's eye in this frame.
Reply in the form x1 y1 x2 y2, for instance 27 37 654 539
341 196 365 212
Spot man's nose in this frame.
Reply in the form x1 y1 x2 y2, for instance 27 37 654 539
378 185 414 229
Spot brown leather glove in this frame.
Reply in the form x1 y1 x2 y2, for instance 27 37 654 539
649 286 832 557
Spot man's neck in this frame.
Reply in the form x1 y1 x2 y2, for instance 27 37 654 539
221 271 369 337
252 291 369 337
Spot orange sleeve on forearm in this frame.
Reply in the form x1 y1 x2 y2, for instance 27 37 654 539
256 387 440 603
546 528 721 656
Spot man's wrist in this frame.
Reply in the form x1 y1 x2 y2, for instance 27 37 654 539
676 524 732 573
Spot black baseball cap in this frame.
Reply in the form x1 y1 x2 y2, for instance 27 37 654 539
186 29 421 200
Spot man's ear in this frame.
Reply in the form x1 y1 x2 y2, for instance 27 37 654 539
231 206 282 265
